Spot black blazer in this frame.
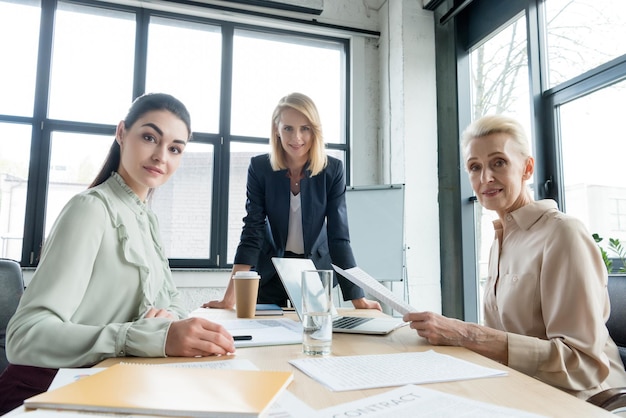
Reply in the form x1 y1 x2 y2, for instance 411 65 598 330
233 154 364 304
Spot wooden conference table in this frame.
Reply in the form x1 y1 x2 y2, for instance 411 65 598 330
99 308 613 417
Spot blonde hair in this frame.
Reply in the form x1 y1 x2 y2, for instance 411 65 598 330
461 115 531 159
269 92 327 176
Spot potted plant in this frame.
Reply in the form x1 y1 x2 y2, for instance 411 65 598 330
592 234 626 274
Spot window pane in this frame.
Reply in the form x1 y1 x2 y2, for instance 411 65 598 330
0 0 40 117
468 15 530 324
560 80 626 254
45 132 113 236
0 123 31 260
545 0 626 88
326 149 345 166
146 17 222 134
151 142 214 259
48 2 135 123
227 142 270 263
231 29 345 143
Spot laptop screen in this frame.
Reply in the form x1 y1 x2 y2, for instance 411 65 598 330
271 257 339 319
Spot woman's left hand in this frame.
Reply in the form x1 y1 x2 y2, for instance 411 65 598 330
351 297 382 311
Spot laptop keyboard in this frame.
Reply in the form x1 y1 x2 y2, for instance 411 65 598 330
333 316 372 329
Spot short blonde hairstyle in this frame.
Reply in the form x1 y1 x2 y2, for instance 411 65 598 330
461 115 531 160
269 92 327 176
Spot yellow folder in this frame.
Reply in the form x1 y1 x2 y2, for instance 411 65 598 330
24 363 294 417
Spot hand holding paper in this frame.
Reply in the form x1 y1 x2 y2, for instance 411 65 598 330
332 265 416 315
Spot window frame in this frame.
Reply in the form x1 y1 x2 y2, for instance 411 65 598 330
1 0 352 269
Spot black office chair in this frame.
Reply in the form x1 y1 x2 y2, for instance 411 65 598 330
587 274 626 413
0 258 24 373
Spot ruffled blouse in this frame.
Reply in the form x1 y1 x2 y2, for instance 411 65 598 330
6 173 185 368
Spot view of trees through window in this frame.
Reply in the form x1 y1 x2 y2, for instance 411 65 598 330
469 13 530 319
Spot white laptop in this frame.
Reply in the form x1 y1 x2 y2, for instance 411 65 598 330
271 257 406 335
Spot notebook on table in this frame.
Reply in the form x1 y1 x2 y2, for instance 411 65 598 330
24 363 293 417
271 257 407 335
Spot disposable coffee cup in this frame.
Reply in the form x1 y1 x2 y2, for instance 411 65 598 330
233 271 260 318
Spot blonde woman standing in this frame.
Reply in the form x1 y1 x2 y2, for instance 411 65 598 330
205 93 380 310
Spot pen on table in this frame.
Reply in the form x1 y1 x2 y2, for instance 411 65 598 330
234 335 253 341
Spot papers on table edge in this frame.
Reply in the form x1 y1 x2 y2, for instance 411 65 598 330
14 383 544 418
318 384 546 418
332 264 416 315
19 357 526 418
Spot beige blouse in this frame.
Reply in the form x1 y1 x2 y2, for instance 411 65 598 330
483 199 626 399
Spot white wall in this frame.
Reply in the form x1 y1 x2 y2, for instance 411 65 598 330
23 0 441 315
375 1 440 312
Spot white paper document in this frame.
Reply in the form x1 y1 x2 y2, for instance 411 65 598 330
189 308 303 347
289 350 507 391
318 384 546 418
332 265 416 315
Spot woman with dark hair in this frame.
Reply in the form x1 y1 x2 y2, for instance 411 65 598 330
0 93 235 413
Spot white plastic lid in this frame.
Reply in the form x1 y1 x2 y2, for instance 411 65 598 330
233 271 260 279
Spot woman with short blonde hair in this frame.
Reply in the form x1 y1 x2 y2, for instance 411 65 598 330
404 114 626 399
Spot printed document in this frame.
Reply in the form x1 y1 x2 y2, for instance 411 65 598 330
289 350 507 391
318 384 546 418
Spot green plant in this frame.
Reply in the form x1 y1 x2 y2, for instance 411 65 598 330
592 233 626 273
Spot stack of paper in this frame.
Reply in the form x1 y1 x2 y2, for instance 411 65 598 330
24 363 293 417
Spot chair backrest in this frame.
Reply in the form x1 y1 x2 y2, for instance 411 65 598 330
607 274 626 369
0 258 24 372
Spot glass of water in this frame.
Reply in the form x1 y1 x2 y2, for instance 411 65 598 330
301 269 333 355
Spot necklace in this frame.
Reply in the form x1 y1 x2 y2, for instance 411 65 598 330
288 168 304 187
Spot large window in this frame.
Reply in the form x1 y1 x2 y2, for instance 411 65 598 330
544 0 626 88
226 29 346 263
0 0 349 268
468 13 531 324
559 80 626 248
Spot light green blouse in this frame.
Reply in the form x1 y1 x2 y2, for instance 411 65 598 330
7 173 186 368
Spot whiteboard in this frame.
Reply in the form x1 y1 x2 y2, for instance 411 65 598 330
345 184 405 282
